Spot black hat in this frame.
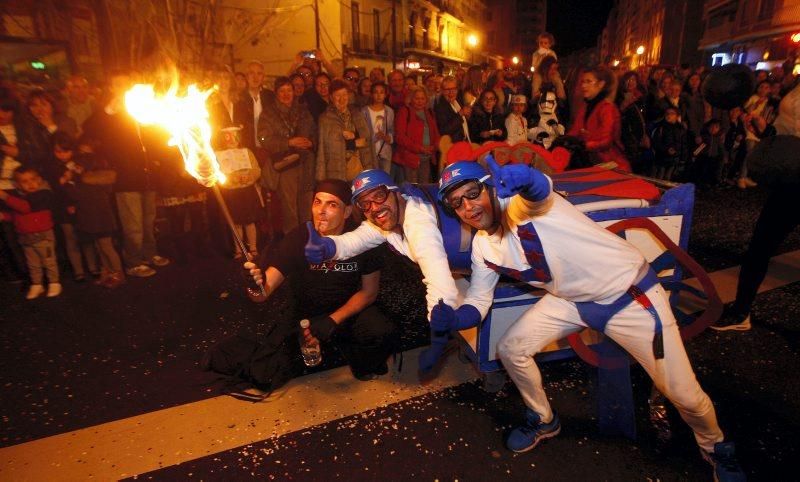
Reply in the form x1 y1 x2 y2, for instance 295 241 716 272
314 179 352 205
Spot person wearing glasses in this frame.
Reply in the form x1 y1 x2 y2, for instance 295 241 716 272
468 89 507 143
301 169 469 337
434 75 472 144
434 159 744 482
244 179 396 381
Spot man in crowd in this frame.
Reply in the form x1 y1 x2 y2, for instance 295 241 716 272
387 70 408 112
245 179 396 381
64 75 95 135
238 61 275 150
81 70 170 278
434 75 472 144
434 158 744 482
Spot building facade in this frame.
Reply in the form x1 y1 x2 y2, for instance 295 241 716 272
699 0 800 70
598 0 703 69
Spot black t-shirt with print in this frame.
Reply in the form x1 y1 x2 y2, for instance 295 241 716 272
266 223 383 319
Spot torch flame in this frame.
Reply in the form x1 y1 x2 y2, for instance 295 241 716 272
125 82 225 187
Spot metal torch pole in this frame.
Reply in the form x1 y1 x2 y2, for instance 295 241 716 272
212 184 267 297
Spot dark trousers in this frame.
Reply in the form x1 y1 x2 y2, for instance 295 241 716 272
162 201 207 264
734 185 800 315
0 220 27 280
333 305 398 377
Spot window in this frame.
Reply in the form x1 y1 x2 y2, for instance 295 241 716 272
352 2 361 50
373 9 381 53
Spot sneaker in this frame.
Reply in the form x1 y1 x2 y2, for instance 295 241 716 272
701 441 746 482
46 283 62 297
711 308 751 332
506 410 561 453
150 255 170 267
126 264 156 278
26 284 45 300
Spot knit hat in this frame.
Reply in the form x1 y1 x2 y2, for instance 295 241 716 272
314 178 352 205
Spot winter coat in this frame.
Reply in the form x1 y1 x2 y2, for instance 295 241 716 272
568 99 631 171
393 106 440 169
316 105 375 181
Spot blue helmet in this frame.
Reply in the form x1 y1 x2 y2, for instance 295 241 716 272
437 161 492 202
351 169 399 199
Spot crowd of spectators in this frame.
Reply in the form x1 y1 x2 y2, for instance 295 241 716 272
1 33 794 300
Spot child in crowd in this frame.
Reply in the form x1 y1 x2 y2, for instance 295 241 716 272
531 32 557 74
724 106 748 186
216 126 261 259
0 167 61 299
694 118 726 186
651 106 689 181
57 137 125 288
47 132 96 281
505 94 529 145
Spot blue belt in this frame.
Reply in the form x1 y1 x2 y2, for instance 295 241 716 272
574 268 665 359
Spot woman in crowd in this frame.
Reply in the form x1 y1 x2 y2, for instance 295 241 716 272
682 72 710 146
460 65 484 107
28 90 77 140
468 88 507 143
289 73 307 103
739 80 777 189
302 72 331 122
616 71 649 173
362 82 395 177
316 79 374 181
394 86 439 183
531 55 566 104
568 66 630 171
259 76 316 233
355 78 372 107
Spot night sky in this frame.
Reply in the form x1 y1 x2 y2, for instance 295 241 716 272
546 0 614 56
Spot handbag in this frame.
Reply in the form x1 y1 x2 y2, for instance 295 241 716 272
346 150 364 180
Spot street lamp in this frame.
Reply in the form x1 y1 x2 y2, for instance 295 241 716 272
636 45 645 55
512 56 519 65
467 34 478 48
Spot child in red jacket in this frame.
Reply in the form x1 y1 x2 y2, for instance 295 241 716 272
0 166 61 299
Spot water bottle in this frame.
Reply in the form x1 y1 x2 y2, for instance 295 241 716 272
299 319 322 367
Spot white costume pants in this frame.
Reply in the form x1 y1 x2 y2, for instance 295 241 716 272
497 283 724 452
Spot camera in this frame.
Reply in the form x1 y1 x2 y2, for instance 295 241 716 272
301 50 316 59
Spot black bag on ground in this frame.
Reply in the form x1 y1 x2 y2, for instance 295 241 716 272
201 323 297 394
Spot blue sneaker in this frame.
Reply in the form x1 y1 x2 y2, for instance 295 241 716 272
701 442 746 482
506 410 561 453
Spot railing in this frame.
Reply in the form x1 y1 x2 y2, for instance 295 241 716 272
350 33 391 56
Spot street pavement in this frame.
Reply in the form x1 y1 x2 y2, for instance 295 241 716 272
0 184 798 481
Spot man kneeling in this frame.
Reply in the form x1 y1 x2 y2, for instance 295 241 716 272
246 179 396 381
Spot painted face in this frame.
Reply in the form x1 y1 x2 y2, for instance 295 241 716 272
371 85 387 105
411 90 427 110
331 88 349 112
312 191 351 236
357 186 399 231
580 73 604 100
15 171 42 193
447 181 495 231
276 84 294 106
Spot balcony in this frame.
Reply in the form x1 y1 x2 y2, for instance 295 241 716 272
350 33 390 56
732 3 800 41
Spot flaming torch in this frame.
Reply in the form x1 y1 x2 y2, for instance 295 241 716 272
125 82 267 298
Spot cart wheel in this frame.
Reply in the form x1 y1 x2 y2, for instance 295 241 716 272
457 345 471 364
482 371 507 393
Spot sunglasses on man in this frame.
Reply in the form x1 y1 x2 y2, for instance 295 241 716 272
354 185 390 212
444 181 485 210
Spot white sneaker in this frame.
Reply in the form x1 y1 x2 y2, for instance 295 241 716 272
26 284 45 300
46 283 62 298
125 264 157 277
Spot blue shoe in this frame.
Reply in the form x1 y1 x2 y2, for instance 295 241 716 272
506 410 561 453
701 442 746 482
